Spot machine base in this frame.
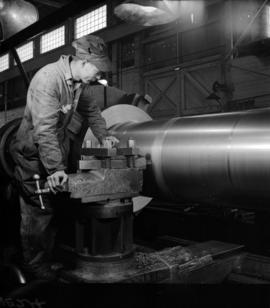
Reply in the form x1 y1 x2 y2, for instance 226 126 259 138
59 241 245 283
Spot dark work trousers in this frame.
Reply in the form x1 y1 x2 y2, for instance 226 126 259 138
16 174 57 265
10 133 59 266
20 191 56 265
11 135 75 266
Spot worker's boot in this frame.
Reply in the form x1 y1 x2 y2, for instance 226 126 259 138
22 261 64 281
22 250 64 281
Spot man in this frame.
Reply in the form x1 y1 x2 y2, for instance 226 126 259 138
11 34 118 280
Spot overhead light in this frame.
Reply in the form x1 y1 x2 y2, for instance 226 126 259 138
114 0 177 27
0 0 39 40
114 1 205 27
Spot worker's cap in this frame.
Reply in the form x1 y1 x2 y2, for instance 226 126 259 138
72 34 112 72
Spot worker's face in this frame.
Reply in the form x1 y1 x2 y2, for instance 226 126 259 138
79 61 101 84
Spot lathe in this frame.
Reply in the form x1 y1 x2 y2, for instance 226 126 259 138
2 104 270 284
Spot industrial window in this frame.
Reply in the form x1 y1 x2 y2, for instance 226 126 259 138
0 54 9 72
41 26 65 54
121 37 135 68
15 41 33 64
144 36 177 71
75 5 107 39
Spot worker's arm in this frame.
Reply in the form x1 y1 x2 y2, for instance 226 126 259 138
78 100 119 146
77 86 111 142
77 100 107 141
29 70 68 191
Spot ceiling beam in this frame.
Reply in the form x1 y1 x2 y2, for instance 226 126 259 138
31 0 67 8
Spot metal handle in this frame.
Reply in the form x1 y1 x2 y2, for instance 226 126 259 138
33 174 46 210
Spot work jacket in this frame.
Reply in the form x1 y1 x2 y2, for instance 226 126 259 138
12 55 107 181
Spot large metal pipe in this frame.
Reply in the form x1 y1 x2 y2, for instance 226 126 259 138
98 105 270 209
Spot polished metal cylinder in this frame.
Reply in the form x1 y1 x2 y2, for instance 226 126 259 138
109 107 270 208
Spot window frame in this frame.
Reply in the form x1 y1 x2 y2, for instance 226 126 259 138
40 25 66 54
74 4 107 39
0 53 10 72
14 41 34 65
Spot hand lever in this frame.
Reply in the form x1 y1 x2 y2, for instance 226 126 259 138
33 174 46 210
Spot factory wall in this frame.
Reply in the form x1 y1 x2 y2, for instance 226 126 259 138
231 55 270 109
1 0 270 126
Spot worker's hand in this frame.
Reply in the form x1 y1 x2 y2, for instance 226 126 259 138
47 170 68 194
100 136 119 148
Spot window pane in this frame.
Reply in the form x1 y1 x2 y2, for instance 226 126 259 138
0 54 9 72
121 37 135 68
144 36 177 71
41 26 65 54
75 5 107 39
15 41 33 64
